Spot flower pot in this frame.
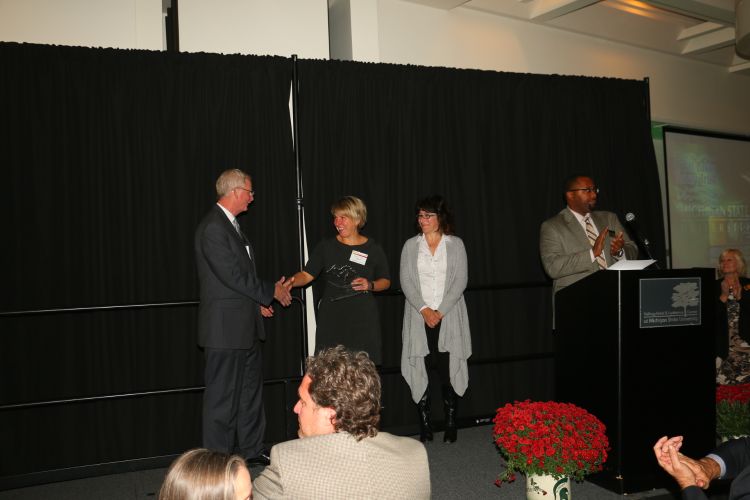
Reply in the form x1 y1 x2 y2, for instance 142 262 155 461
526 474 571 500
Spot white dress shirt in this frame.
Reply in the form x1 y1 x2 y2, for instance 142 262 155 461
217 203 250 258
417 234 448 310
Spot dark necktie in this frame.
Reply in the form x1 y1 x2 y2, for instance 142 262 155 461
232 219 247 243
232 219 253 261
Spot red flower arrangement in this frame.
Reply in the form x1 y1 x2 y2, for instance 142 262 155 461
717 384 750 404
716 384 750 439
493 400 609 484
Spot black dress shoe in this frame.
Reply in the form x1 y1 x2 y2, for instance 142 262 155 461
443 426 457 443
245 450 271 467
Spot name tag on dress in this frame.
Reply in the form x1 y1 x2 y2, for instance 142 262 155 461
350 250 368 265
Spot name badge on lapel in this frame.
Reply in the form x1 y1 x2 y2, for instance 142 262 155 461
350 250 368 265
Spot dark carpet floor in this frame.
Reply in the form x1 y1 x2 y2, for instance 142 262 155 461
0 425 698 499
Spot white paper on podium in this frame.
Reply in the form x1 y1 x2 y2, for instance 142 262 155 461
608 259 656 270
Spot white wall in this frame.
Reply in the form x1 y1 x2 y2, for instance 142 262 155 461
179 0 329 58
0 0 329 58
0 0 162 50
371 0 750 135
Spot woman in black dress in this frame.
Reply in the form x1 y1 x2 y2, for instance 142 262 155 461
292 196 391 363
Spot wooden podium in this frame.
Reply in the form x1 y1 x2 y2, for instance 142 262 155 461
554 268 716 494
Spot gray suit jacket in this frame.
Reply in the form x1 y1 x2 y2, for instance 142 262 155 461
253 431 430 500
539 208 637 298
194 204 274 349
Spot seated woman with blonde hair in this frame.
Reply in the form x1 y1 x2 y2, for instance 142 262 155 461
716 248 750 385
158 448 251 500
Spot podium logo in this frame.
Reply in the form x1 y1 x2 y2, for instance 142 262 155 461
640 276 702 328
672 282 699 316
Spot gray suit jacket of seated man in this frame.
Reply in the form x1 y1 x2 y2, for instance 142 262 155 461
253 431 430 500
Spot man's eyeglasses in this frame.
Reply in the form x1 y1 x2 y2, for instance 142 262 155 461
235 187 255 196
567 187 599 194
417 213 437 220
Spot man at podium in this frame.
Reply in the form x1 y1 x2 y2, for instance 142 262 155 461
539 174 637 304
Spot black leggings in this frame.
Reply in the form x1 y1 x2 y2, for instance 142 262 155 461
424 323 451 390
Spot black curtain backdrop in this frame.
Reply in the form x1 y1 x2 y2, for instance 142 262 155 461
296 59 663 429
0 43 298 477
0 44 663 480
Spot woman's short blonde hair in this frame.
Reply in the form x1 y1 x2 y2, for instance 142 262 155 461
158 448 247 500
330 196 367 229
718 248 747 278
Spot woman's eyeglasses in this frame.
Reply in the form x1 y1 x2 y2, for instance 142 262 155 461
417 213 437 220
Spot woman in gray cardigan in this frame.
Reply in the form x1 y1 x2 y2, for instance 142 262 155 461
400 195 471 443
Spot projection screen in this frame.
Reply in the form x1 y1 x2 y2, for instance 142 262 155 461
664 128 750 270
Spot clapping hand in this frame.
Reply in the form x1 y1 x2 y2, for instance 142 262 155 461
593 226 608 259
610 231 625 256
721 276 741 301
653 436 697 489
653 436 719 490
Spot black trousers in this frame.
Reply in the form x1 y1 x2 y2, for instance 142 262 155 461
203 343 265 458
425 323 451 390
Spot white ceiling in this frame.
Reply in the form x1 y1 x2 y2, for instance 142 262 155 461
402 0 750 75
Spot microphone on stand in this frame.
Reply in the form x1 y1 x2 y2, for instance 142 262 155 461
624 212 659 269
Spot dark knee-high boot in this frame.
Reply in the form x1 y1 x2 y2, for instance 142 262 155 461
443 386 458 443
417 390 433 442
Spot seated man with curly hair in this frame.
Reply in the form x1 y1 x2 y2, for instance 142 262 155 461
253 345 430 500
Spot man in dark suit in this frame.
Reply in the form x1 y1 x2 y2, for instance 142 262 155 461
654 435 750 499
194 168 293 466
539 174 637 299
